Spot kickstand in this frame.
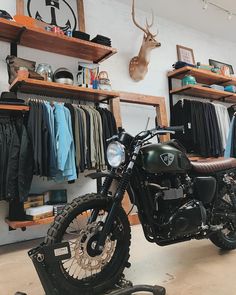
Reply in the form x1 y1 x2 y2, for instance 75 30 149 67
108 285 165 295
105 275 166 295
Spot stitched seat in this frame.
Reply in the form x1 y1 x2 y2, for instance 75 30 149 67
191 158 236 174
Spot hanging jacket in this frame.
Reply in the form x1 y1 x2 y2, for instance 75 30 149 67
43 102 57 177
1 115 33 202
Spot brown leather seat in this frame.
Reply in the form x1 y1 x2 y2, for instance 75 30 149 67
191 158 236 174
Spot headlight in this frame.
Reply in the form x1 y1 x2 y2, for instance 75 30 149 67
107 141 125 168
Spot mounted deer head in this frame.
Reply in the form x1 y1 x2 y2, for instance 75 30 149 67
129 0 161 82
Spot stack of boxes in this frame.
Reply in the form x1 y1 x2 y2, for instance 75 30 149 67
24 190 67 221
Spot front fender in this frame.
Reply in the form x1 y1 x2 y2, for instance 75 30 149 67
85 171 119 180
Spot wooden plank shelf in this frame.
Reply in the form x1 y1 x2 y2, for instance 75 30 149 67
10 78 120 102
170 85 236 101
0 104 29 111
5 214 139 230
168 66 234 85
0 18 117 63
5 217 55 230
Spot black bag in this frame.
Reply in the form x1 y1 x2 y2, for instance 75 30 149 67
6 55 36 84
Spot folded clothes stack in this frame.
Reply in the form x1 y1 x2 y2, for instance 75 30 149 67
91 35 112 47
0 92 26 105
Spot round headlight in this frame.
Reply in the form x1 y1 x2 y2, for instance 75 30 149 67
107 142 125 168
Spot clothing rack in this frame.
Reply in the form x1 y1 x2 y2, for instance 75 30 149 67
4 92 168 230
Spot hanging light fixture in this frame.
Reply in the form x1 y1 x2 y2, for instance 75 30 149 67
201 0 236 20
202 0 208 10
228 12 233 20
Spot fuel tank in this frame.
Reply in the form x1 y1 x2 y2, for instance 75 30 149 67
138 142 191 174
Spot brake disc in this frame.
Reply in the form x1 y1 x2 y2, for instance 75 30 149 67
74 222 116 272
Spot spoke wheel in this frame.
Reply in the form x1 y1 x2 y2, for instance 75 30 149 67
210 189 236 250
45 194 131 295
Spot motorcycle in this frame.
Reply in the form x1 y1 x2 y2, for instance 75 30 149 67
45 126 236 295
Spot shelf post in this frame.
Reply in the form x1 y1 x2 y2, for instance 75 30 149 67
168 77 174 116
16 0 24 15
11 43 18 56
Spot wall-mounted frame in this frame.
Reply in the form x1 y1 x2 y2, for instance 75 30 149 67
209 59 234 75
16 0 85 32
177 45 195 65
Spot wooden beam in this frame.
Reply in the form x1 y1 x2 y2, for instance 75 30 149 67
77 0 86 32
110 97 122 128
119 91 164 106
118 91 169 142
156 104 170 142
16 0 24 15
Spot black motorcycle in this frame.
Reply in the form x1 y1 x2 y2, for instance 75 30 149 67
45 126 236 294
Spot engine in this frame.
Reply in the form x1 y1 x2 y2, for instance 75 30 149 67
147 174 207 239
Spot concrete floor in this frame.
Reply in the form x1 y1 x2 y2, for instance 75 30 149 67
0 225 236 295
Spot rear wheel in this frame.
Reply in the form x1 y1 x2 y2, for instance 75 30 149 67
210 189 236 250
45 194 131 295
210 228 236 250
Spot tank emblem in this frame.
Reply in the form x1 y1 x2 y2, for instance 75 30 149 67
160 153 175 166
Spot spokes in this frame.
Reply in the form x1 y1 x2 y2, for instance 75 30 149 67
60 208 118 281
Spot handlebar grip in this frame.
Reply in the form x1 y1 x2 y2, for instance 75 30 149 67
164 126 184 132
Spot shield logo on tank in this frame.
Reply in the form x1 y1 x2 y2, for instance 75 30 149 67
160 153 175 166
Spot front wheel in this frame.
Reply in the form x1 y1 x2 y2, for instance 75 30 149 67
45 194 131 295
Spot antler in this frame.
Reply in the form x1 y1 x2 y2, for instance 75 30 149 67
146 9 154 29
132 0 148 35
132 0 159 38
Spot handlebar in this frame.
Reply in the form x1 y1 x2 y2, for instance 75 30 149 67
106 126 184 144
137 126 184 140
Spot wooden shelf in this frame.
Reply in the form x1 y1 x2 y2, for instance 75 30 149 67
5 217 55 230
168 66 234 85
0 18 117 63
5 214 139 230
10 78 120 102
0 104 29 111
170 85 236 101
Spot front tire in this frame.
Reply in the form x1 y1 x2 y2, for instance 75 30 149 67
45 194 131 295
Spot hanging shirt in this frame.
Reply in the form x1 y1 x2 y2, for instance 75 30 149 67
213 104 230 150
225 116 235 158
44 102 57 177
54 103 76 182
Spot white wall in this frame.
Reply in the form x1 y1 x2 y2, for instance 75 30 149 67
1 0 236 245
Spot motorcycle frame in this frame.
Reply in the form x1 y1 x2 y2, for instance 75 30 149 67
90 157 236 249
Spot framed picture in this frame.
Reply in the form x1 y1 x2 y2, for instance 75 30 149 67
16 0 85 32
176 45 195 65
209 59 234 75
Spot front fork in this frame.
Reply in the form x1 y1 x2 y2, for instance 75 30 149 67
95 145 141 253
